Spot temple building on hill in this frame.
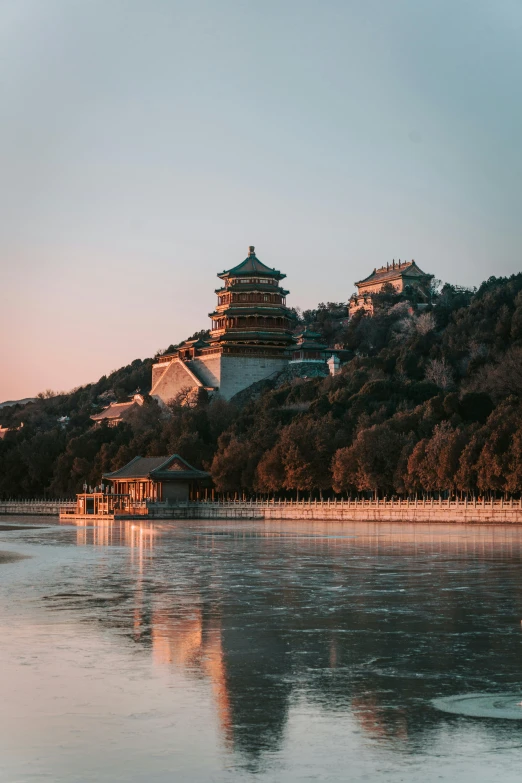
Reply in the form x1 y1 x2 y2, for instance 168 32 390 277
91 394 144 427
151 247 297 404
0 422 24 440
349 259 433 317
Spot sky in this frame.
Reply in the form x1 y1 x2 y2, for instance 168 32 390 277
1 0 522 401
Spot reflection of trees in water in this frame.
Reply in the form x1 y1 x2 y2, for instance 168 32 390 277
64 520 522 758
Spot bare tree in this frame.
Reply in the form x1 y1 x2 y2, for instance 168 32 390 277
425 358 454 390
466 346 522 400
415 311 436 335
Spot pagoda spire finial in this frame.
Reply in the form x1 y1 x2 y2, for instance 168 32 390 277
248 245 255 256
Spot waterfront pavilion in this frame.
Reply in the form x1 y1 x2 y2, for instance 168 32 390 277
103 454 211 503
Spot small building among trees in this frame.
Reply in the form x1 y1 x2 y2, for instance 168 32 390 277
290 329 328 363
91 394 144 427
0 422 24 440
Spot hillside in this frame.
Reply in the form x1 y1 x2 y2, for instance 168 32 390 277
1 273 522 498
0 398 37 410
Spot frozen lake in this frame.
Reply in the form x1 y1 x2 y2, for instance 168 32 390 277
1 518 522 782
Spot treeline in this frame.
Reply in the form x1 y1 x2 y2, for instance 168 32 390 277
1 274 522 498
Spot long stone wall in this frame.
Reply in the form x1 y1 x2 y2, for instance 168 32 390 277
0 500 75 516
4 498 522 524
147 498 522 524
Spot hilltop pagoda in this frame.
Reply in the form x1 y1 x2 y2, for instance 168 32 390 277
151 247 296 403
349 259 433 317
209 246 295 357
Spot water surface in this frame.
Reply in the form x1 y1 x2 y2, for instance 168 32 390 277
1 518 522 782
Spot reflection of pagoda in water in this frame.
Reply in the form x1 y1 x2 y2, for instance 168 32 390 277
72 518 292 756
151 609 234 745
149 602 292 757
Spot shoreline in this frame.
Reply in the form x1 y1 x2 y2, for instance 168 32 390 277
2 498 522 525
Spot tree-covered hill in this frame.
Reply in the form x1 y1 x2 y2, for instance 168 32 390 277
1 273 522 498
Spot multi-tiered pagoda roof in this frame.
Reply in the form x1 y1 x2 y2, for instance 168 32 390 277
217 252 286 281
209 246 296 357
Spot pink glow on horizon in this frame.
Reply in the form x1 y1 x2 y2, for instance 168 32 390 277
2 2 521 400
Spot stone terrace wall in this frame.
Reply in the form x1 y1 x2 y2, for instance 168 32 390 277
219 355 288 400
3 498 522 524
147 498 522 524
0 500 75 516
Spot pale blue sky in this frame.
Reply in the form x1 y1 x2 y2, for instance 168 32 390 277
1 0 521 400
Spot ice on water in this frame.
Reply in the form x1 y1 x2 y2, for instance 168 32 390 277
2 518 522 782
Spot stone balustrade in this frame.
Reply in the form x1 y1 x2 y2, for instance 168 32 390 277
146 497 522 524
0 500 75 516
2 497 521 524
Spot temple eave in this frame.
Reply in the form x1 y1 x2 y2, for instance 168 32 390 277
209 308 290 317
211 330 294 340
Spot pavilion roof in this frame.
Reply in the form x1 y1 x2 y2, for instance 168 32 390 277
90 400 139 422
218 246 286 281
296 328 323 339
295 341 327 350
103 454 209 481
295 339 327 349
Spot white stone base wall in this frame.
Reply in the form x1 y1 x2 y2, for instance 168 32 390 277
150 359 203 405
151 363 168 390
218 355 288 399
151 353 289 404
187 355 221 389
